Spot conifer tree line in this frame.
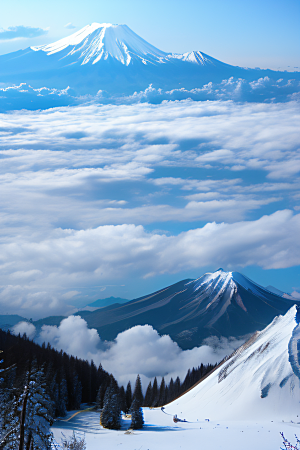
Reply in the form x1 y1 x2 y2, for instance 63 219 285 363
129 363 216 409
0 328 111 415
0 327 216 437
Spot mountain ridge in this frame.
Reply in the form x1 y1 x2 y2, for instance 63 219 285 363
2 270 298 350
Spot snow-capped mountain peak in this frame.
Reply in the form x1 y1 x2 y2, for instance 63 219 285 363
183 269 299 329
170 50 215 65
29 23 220 68
31 23 168 66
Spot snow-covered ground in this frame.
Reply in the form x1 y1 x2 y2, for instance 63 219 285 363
52 306 300 449
52 409 300 450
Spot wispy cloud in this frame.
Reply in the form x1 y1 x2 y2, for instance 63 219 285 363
64 23 76 30
0 25 48 40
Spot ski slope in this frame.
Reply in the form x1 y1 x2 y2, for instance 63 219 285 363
164 305 300 421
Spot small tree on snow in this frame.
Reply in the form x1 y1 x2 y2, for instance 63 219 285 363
60 431 86 450
132 375 143 407
125 381 132 412
100 376 121 430
281 432 300 449
130 397 144 430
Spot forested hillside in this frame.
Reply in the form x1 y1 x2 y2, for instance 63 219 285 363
0 328 216 447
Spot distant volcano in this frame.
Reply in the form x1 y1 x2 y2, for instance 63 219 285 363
74 269 299 349
1 22 298 95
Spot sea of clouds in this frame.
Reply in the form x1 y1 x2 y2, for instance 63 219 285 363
1 76 300 111
0 96 300 317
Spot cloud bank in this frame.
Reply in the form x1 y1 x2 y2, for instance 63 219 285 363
1 77 299 112
33 316 243 388
1 211 300 317
11 321 36 339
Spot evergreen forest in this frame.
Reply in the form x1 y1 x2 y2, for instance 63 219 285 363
0 328 216 447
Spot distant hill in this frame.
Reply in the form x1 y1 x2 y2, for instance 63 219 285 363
87 296 129 309
0 314 27 330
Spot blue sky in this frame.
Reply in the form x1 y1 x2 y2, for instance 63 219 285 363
0 0 299 70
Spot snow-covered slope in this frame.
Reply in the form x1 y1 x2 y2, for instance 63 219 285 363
164 306 300 421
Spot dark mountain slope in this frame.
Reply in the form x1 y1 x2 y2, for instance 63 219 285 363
80 270 299 349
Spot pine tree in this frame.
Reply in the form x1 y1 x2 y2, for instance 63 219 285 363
132 374 143 407
119 386 127 414
71 372 82 410
96 384 106 410
165 386 169 404
61 431 86 449
22 365 54 450
4 363 54 450
151 377 159 407
130 397 144 430
100 376 121 430
174 376 181 398
49 375 60 418
144 381 153 407
158 377 166 406
57 376 68 417
125 381 132 412
0 355 17 449
168 378 175 403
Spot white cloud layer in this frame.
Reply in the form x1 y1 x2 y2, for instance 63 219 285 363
11 321 36 339
1 77 300 109
35 316 243 388
0 210 299 317
0 99 299 316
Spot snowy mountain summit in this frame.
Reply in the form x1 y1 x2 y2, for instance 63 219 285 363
165 305 300 421
73 268 299 349
1 21 298 98
190 268 299 327
31 23 214 67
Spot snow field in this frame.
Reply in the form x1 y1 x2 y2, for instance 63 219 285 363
52 409 300 450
